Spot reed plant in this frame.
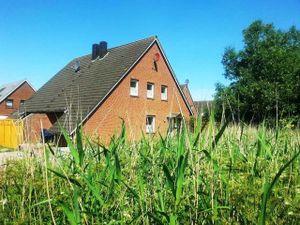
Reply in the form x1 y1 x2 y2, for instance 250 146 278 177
0 117 299 224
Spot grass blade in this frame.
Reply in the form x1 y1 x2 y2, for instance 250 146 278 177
259 150 300 225
163 165 175 198
212 118 230 149
48 168 82 187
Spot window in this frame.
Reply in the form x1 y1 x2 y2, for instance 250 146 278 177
168 116 182 133
146 115 155 133
20 100 25 105
6 99 13 108
147 83 154 99
161 85 168 100
130 79 139 96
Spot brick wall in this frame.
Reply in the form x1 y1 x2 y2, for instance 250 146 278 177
84 43 192 143
0 82 35 116
23 113 53 143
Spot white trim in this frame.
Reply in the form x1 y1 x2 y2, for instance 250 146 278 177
99 52 109 61
146 82 154 99
91 52 110 62
146 115 155 133
70 37 193 135
0 80 36 104
161 85 168 101
25 80 36 92
130 79 139 96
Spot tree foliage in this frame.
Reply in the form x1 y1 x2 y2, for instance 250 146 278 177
215 20 300 125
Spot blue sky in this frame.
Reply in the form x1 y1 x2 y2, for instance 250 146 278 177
0 0 299 100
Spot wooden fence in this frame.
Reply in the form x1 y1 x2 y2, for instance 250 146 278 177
0 119 23 149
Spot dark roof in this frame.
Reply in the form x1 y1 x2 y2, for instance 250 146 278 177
24 36 156 133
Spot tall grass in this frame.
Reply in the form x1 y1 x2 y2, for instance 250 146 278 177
0 118 299 224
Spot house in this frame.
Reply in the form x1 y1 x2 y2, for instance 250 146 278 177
180 82 198 116
23 36 194 144
0 80 35 119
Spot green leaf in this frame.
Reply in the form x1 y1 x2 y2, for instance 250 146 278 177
192 132 200 149
175 154 188 205
259 150 300 225
81 174 104 205
76 126 84 167
169 214 177 225
162 164 175 198
31 199 53 208
48 168 82 187
114 153 121 181
61 128 80 167
212 118 230 149
61 203 78 225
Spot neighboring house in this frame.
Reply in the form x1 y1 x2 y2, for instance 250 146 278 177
23 36 194 144
0 80 35 119
180 83 198 116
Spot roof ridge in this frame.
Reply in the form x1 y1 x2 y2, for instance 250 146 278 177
0 79 26 88
0 79 28 103
108 35 157 50
73 36 157 61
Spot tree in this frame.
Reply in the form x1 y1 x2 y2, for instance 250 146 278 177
215 20 300 125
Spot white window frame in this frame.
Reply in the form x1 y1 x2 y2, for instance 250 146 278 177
130 79 139 96
5 99 13 108
161 85 168 100
147 82 154 99
146 115 155 133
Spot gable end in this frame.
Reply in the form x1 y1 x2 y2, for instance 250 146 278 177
70 38 193 135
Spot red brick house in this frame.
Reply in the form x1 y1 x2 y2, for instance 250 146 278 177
0 80 35 119
180 83 198 116
23 36 194 144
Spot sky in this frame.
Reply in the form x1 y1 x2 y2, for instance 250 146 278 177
0 0 299 100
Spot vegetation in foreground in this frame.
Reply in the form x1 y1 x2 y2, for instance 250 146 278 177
0 117 299 225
